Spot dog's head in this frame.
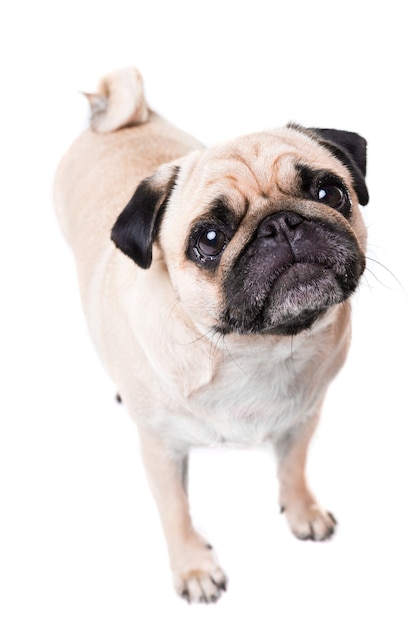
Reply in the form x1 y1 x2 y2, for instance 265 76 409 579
111 124 368 336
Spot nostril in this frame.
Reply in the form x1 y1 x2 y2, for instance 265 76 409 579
283 212 304 229
259 222 278 238
257 211 304 239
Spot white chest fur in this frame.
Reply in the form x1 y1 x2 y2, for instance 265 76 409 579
149 329 334 450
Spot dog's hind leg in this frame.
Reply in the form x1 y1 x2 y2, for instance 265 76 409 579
138 428 227 603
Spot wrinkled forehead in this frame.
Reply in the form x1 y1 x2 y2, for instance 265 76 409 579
177 127 351 218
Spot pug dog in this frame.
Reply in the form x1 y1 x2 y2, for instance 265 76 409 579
54 67 368 603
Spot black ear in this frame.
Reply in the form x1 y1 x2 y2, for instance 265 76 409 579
309 128 369 206
111 164 180 268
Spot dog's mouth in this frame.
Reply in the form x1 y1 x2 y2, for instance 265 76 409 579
220 263 346 336
218 212 365 336
256 262 348 334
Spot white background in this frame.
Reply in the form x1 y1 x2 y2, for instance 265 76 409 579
1 1 416 624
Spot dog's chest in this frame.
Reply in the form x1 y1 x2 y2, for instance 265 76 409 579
183 342 321 447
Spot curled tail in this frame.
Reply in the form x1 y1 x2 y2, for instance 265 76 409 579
83 67 149 133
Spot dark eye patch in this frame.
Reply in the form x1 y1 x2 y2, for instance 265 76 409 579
296 163 352 218
186 197 238 270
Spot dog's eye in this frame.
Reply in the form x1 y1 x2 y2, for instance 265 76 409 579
188 223 230 269
317 184 344 208
312 179 351 216
197 229 226 257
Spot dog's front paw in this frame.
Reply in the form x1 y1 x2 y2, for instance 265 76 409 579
281 500 337 541
172 540 227 603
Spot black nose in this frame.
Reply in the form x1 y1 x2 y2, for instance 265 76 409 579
257 211 305 239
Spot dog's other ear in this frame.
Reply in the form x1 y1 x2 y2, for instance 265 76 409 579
308 128 369 206
111 163 180 269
